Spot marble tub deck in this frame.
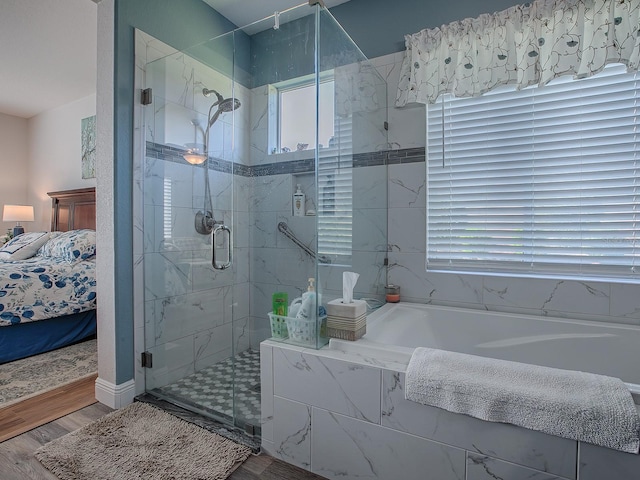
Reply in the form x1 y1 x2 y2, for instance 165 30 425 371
261 339 640 480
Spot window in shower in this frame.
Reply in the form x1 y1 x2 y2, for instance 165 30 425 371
275 76 335 153
426 63 640 281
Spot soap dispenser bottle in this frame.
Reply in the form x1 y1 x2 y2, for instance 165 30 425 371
293 184 305 217
296 278 317 319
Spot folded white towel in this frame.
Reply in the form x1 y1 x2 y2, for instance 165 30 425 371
405 347 640 453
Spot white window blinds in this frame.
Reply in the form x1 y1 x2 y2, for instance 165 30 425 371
318 114 353 265
163 178 172 240
426 64 640 280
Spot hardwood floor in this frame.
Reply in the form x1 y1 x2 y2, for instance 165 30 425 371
230 454 325 479
0 373 98 443
0 402 112 480
0 398 325 480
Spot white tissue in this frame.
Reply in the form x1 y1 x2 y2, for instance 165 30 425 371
342 271 359 304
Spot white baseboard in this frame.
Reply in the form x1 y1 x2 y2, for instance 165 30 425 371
94 377 136 409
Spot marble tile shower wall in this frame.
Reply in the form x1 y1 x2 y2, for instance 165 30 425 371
142 153 253 389
372 51 640 327
137 34 254 390
246 163 390 344
246 62 390 342
240 69 396 312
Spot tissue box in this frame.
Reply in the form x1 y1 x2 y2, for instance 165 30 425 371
327 299 367 319
327 313 367 341
327 314 366 330
327 325 366 341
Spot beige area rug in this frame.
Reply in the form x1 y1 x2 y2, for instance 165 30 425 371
0 338 97 408
35 402 252 480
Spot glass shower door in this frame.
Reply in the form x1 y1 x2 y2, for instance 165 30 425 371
138 2 386 438
141 30 257 432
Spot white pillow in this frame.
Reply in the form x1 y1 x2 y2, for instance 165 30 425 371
0 232 51 261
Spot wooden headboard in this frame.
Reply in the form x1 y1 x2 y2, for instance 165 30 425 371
47 187 96 232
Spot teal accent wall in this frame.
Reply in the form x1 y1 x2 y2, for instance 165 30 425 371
250 13 317 88
112 0 239 385
330 0 524 59
250 0 525 88
250 8 364 88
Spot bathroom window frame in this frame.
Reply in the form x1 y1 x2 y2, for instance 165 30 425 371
425 63 640 283
269 71 335 155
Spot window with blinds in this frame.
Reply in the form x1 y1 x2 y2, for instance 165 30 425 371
426 64 640 280
163 178 172 240
318 114 353 265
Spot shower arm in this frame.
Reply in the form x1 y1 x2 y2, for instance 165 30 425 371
278 222 331 264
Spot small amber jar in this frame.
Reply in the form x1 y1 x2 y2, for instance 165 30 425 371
385 284 400 303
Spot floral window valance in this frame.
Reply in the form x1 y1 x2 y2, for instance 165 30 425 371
396 0 640 106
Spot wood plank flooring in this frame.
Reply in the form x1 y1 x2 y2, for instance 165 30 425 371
0 373 98 443
0 399 325 480
231 454 326 479
0 402 112 480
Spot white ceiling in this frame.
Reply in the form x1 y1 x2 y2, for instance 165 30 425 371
0 0 350 119
0 0 97 119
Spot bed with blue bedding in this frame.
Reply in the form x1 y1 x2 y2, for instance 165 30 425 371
0 188 97 364
0 230 97 363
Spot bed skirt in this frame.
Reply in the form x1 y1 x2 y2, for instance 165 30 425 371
0 310 97 364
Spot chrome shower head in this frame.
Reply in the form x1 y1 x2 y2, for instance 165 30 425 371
207 97 242 128
202 87 223 103
218 97 241 113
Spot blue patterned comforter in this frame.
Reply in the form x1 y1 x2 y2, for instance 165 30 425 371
0 256 96 326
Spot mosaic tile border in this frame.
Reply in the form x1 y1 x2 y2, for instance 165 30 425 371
146 141 425 177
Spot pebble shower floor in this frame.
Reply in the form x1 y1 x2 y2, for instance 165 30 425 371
154 349 261 431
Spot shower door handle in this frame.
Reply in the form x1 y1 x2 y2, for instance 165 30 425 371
212 224 232 270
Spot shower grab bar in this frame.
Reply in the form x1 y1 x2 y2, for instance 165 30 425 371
278 222 331 264
212 223 232 270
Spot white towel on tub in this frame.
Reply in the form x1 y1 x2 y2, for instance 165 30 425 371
405 347 640 453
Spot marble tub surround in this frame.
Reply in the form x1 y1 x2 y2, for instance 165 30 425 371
263 297 640 477
262 339 640 480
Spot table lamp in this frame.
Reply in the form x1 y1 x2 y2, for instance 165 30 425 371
3 204 34 237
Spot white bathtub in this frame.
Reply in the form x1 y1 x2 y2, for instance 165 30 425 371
329 302 640 393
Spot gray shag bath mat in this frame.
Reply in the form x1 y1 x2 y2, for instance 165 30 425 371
35 402 252 480
0 339 97 407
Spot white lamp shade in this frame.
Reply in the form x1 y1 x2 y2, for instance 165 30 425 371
3 204 34 223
